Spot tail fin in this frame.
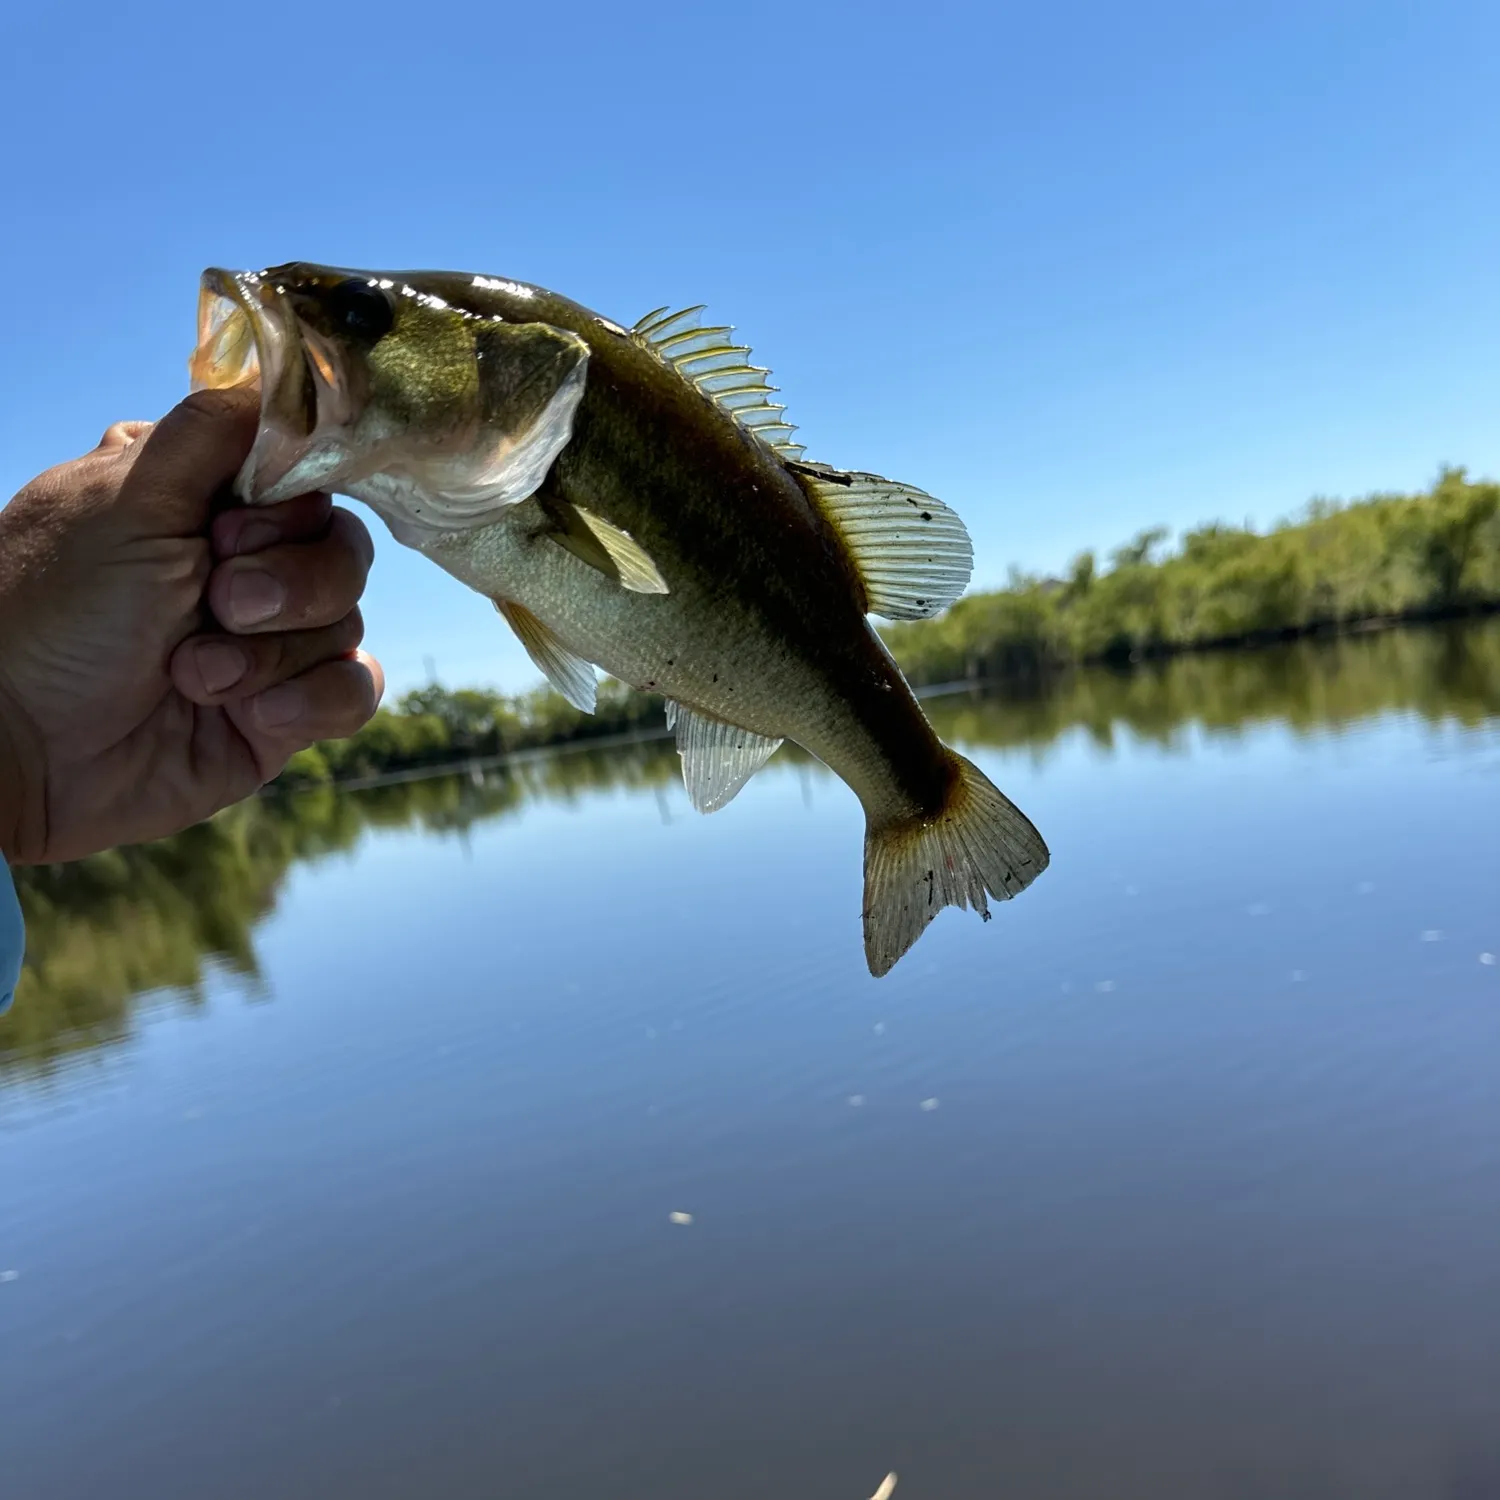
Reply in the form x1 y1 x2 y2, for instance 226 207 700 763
862 752 1049 977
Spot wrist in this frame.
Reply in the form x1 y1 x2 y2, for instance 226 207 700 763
0 676 46 866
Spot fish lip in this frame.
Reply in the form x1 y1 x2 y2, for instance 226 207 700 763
201 265 281 317
200 264 252 304
195 265 291 390
195 267 332 504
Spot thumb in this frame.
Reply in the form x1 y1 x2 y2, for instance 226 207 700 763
95 420 156 454
116 387 262 531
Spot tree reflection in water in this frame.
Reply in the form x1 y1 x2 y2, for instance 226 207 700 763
4 620 1497 1079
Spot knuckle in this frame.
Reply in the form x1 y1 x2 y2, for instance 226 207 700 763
175 386 247 425
262 631 297 687
258 551 313 624
270 558 325 629
330 507 376 572
338 660 380 723
257 616 363 692
333 607 365 653
155 389 260 458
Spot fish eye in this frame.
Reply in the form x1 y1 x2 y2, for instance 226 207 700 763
326 279 394 341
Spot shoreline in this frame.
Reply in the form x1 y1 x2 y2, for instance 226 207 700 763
268 608 1499 797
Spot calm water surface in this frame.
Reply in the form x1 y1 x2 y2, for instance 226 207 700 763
3 625 1500 1499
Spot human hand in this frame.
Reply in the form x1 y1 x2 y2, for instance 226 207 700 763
0 387 384 865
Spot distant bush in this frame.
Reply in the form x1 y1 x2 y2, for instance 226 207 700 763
276 677 669 787
883 467 1500 685
275 468 1500 783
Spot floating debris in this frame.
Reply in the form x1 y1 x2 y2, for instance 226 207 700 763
848 1095 866 1108
668 1211 694 1226
870 1473 898 1500
0 1270 18 1284
1481 953 1496 967
1095 979 1116 993
1421 930 1444 943
1291 969 1307 982
919 1098 940 1112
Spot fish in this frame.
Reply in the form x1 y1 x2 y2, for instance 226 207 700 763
189 263 1049 975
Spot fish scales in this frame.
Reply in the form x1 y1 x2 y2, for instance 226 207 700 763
414 276 950 824
188 262 1050 974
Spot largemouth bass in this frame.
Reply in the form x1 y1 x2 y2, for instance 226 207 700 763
189 263 1049 975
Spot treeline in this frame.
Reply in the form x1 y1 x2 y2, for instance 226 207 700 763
281 468 1500 785
885 466 1500 686
281 676 667 786
9 619 1500 1077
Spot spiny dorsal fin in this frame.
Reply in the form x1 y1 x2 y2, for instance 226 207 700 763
493 598 598 713
632 305 806 462
540 496 669 594
664 700 783 813
790 460 973 621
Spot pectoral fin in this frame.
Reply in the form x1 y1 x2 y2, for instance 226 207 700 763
493 598 598 713
541 497 669 594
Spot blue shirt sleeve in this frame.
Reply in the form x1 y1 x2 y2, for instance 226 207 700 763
0 853 23 1016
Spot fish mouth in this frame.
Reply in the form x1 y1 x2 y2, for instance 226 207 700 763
190 268 283 396
190 268 355 505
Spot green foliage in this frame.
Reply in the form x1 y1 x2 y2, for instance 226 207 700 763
2 738 686 1078
275 678 669 787
11 465 1498 1077
7 620 1499 1082
883 467 1500 686
254 469 1500 783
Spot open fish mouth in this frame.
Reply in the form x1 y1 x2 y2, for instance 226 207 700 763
188 268 351 505
190 269 280 395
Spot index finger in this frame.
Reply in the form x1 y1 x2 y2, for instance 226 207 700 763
117 387 263 532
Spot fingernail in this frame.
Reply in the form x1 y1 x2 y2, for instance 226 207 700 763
233 519 279 555
194 641 247 695
228 567 285 626
253 683 302 730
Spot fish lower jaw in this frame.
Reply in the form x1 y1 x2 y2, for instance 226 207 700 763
240 440 352 508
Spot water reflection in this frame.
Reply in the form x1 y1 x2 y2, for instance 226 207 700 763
925 616 1500 753
4 620 1497 1078
1 741 682 1078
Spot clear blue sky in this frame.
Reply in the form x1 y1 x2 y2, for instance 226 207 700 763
4 0 1497 694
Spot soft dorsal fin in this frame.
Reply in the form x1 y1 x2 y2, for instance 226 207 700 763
493 599 598 713
789 460 973 621
664 700 783 813
632 305 806 462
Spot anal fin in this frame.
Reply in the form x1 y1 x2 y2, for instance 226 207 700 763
665 700 783 813
494 599 598 713
541 496 669 594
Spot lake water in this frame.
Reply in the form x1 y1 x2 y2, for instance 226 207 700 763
3 623 1499 1499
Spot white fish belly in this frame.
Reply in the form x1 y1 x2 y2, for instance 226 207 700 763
421 509 914 814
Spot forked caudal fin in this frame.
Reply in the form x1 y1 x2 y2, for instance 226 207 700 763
862 752 1049 978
